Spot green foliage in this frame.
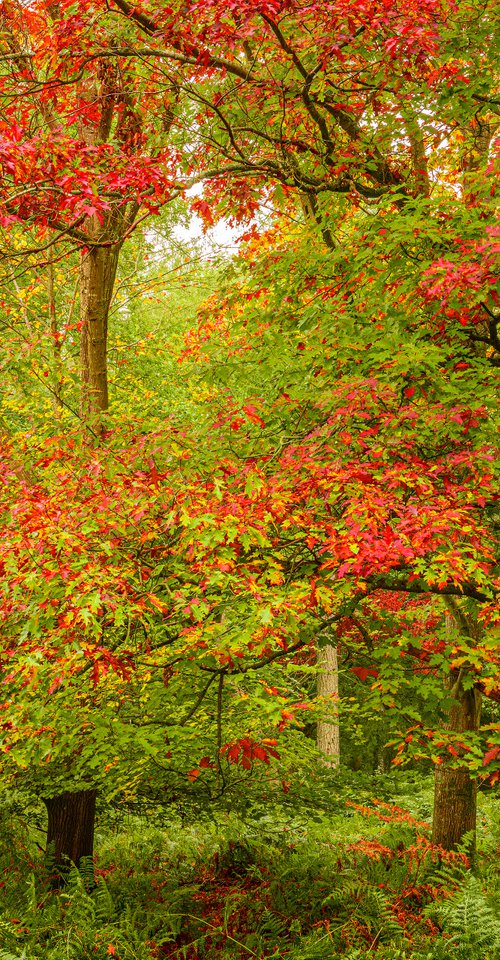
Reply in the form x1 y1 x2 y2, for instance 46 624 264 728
425 876 500 959
108 231 219 432
0 1 498 948
0 789 498 960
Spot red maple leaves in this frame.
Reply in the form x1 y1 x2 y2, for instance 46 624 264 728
221 737 280 769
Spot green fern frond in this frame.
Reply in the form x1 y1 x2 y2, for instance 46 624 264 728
92 877 115 923
427 875 500 958
253 906 288 941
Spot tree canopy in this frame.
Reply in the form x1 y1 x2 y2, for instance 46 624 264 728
0 0 498 899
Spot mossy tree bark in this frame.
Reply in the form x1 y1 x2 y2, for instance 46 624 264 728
79 242 120 425
432 671 481 856
432 601 483 858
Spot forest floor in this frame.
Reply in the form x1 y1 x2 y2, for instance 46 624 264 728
0 777 498 960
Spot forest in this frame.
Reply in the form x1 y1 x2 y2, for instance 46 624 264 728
0 0 498 957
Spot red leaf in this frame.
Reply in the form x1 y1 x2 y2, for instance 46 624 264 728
351 667 379 682
242 404 265 428
483 746 500 766
251 746 269 763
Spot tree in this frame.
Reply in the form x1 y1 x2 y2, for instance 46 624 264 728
0 0 207 872
0 1 164 423
177 208 499 848
431 603 484 854
0 0 498 867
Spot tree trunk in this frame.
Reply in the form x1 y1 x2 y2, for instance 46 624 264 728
79 244 120 424
44 244 118 888
42 78 140 886
44 789 97 887
316 642 340 768
47 260 63 416
432 672 481 857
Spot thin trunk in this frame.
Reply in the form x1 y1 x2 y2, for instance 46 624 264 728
432 671 481 857
79 243 120 425
47 260 63 415
44 789 97 888
376 706 390 773
316 642 340 768
403 111 430 198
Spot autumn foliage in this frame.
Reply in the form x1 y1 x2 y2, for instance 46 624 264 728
0 0 498 918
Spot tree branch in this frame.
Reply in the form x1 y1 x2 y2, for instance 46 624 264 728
109 1 252 80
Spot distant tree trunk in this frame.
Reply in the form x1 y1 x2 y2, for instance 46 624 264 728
432 670 481 857
376 713 391 774
44 789 97 887
79 243 120 425
47 260 63 415
316 643 340 768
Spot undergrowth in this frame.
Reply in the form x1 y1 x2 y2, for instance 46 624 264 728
0 786 498 960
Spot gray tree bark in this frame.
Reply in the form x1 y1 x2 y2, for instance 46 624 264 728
316 642 340 768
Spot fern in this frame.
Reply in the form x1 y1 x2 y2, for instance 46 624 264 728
0 917 26 956
426 876 500 959
356 884 404 945
284 926 339 960
92 878 115 923
243 906 288 954
0 789 497 960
